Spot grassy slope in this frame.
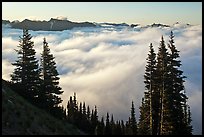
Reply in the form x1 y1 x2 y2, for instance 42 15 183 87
2 79 84 135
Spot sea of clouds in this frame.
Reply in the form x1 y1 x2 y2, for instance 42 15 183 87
2 23 202 134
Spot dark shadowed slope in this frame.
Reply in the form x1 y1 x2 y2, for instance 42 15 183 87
2 79 85 135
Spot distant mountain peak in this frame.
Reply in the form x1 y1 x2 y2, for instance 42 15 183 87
2 18 96 31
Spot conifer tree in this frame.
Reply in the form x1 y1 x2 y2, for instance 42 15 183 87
67 96 74 121
105 112 111 135
11 29 41 103
138 97 150 135
110 114 115 135
96 116 105 135
87 105 91 120
121 120 125 135
143 43 158 135
125 117 131 135
155 36 171 135
138 43 157 135
67 93 78 123
91 109 94 123
82 102 86 116
167 31 192 134
138 33 193 135
115 120 122 135
79 102 83 116
129 101 137 135
78 102 83 124
40 38 63 110
90 106 98 134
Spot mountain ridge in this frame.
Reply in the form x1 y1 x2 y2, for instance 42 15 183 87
2 18 193 31
2 18 96 31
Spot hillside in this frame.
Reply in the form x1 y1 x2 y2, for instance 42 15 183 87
2 79 85 135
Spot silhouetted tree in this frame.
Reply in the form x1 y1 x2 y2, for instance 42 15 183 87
115 120 122 135
11 29 41 104
67 93 78 123
166 31 192 134
87 105 91 120
95 116 105 135
82 102 86 116
138 43 157 135
138 97 151 135
40 38 63 111
155 36 171 135
110 114 115 135
129 101 137 135
104 112 111 135
121 120 125 135
139 33 193 135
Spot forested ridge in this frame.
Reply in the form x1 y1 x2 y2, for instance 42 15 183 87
3 29 193 135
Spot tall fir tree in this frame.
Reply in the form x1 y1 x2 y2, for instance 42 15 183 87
11 29 41 103
104 112 111 135
40 38 63 110
95 116 105 135
155 36 171 135
82 102 86 116
138 97 150 135
110 114 115 135
90 106 98 134
138 43 157 135
78 102 83 124
121 120 125 135
87 105 91 120
115 120 122 135
67 93 78 123
167 31 192 134
139 33 193 135
129 101 137 135
143 43 158 135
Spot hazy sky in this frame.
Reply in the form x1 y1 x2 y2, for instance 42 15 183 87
2 2 202 25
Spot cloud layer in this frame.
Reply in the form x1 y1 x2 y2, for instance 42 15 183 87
2 24 202 134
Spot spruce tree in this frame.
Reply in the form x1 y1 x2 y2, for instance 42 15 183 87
96 116 105 135
82 102 86 116
115 120 122 135
125 117 131 135
11 29 41 103
167 31 192 134
67 96 74 121
79 102 83 116
156 36 172 135
67 94 78 123
110 114 115 135
78 102 83 124
105 112 111 135
121 120 125 135
129 101 137 135
87 105 91 120
90 106 98 134
40 38 63 110
138 43 157 135
138 97 150 135
144 43 158 135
